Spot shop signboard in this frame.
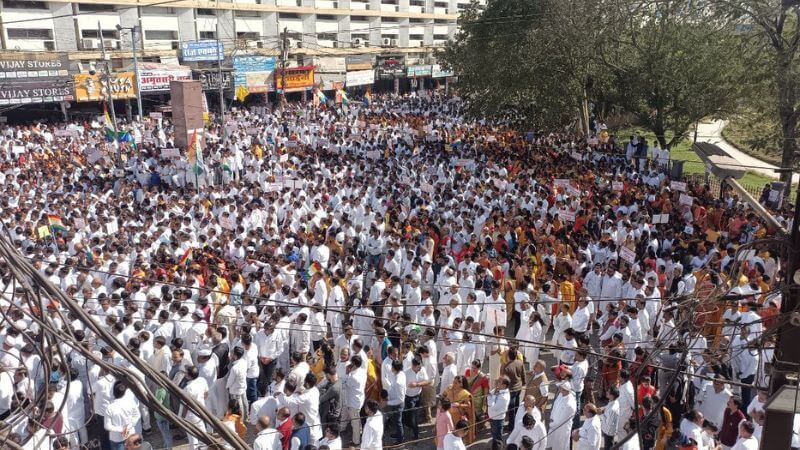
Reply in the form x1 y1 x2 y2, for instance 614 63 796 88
181 40 224 62
274 66 315 93
233 56 276 93
0 80 74 105
345 69 375 87
0 54 71 80
73 72 136 101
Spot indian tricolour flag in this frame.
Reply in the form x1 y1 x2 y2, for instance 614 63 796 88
47 214 67 233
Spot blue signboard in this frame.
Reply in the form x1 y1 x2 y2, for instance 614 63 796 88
232 56 277 93
181 40 224 62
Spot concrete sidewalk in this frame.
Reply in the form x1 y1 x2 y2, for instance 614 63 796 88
694 120 799 184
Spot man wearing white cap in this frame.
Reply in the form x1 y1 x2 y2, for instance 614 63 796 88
550 381 577 450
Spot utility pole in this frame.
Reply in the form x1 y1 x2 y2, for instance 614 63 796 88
762 173 800 449
280 27 288 111
131 26 143 119
216 20 226 140
99 21 121 167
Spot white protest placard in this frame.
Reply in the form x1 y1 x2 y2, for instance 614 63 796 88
554 179 571 188
265 182 282 192
421 183 435 193
455 158 473 167
366 150 381 159
619 246 636 264
149 112 163 119
105 221 119 235
279 153 289 163
560 210 576 222
653 213 669 224
219 216 236 230
612 181 624 191
73 217 86 230
566 185 581 197
286 140 298 148
161 148 180 158
679 193 694 206
12 145 25 155
55 129 77 138
670 181 687 192
487 136 497 142
87 150 103 164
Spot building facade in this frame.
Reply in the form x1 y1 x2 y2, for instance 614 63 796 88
0 0 484 55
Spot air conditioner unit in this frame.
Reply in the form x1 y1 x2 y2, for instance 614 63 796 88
390 39 399 47
352 37 364 47
103 40 119 49
247 40 258 48
82 39 98 50
381 37 391 47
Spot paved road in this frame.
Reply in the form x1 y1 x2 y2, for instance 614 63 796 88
695 120 800 184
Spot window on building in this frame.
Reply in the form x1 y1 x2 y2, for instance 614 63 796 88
434 1 448 7
77 3 116 12
7 28 53 39
351 15 369 22
410 0 425 6
383 16 399 23
199 31 216 39
197 8 216 16
433 34 449 40
317 14 337 21
145 30 178 40
409 34 424 40
81 29 117 39
410 18 425 24
352 33 368 41
381 0 398 4
237 32 259 39
317 32 337 41
142 7 175 15
2 0 47 9
236 10 260 18
434 19 448 24
278 12 300 20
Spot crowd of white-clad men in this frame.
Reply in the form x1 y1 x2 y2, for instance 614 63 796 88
0 91 788 450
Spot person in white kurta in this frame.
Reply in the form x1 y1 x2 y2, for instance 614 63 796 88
574 404 602 450
549 382 577 450
697 377 732 428
182 367 210 450
360 400 384 450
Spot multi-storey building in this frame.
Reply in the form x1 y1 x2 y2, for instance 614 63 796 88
0 0 485 55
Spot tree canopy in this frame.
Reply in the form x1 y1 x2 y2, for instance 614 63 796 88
441 0 743 148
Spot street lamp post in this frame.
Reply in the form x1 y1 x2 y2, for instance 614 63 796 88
117 24 143 118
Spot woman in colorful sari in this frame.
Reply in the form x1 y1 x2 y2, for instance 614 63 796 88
444 375 476 444
464 360 490 423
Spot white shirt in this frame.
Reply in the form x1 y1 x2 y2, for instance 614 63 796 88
442 433 467 450
104 394 141 442
488 388 511 420
183 377 209 423
226 358 248 395
387 370 407 406
343 366 367 409
361 411 384 449
253 428 283 450
578 415 602 450
731 436 759 450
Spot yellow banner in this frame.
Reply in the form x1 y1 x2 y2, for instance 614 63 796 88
74 72 137 102
275 67 315 92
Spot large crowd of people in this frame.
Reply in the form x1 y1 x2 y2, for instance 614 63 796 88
0 91 791 450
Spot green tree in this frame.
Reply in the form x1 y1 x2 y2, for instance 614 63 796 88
441 0 741 148
713 0 800 194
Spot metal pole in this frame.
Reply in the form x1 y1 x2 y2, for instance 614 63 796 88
131 26 143 119
280 27 288 111
99 21 121 167
217 20 226 141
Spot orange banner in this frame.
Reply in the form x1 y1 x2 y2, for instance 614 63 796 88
73 72 137 102
274 66 315 93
